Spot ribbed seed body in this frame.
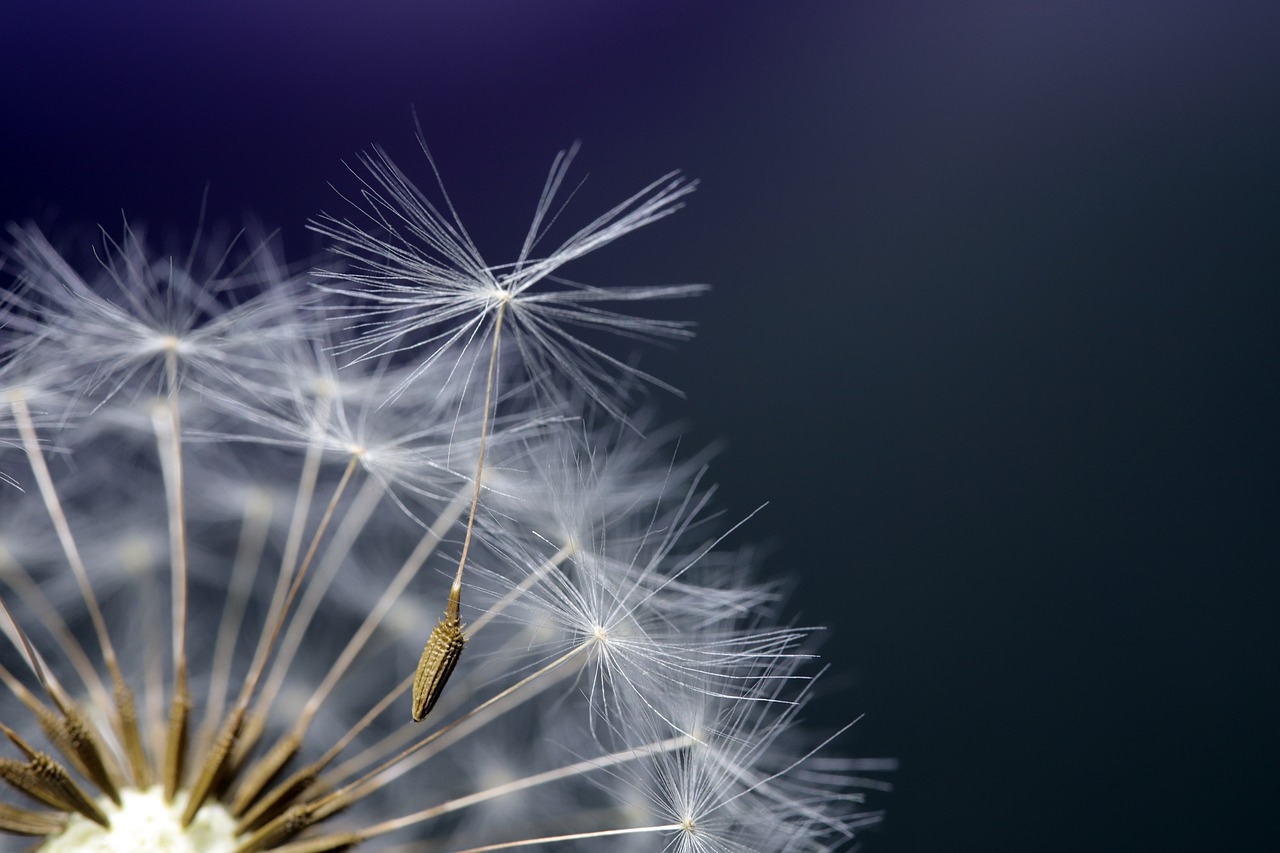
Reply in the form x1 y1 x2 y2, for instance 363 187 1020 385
411 613 466 722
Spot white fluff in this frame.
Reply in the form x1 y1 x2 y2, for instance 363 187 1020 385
0 145 883 852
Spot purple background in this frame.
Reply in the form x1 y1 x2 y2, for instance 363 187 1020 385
4 2 1279 850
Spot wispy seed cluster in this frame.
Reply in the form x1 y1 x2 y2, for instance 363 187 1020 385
0 141 887 852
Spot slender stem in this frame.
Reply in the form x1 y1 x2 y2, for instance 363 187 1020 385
245 396 332 691
254 475 385 719
467 540 575 636
317 672 414 768
159 348 190 698
155 349 192 800
440 825 682 853
357 736 692 841
233 672 418 835
9 396 148 785
0 547 113 715
233 454 360 713
448 300 508 619
326 620 557 784
321 644 585 808
183 454 362 826
200 491 273 751
0 595 54 695
10 398 123 687
332 633 580 792
0 597 129 801
141 549 166 765
407 300 508 724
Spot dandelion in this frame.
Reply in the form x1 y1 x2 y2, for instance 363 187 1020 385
0 145 885 852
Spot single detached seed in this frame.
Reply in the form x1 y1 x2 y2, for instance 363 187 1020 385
411 610 466 722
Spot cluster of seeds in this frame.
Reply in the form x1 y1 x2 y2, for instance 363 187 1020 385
0 142 886 852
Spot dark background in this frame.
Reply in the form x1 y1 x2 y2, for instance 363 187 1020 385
3 2 1278 850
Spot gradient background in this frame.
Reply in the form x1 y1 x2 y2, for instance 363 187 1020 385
3 2 1278 851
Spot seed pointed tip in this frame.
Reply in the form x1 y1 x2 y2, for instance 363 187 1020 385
1 724 36 759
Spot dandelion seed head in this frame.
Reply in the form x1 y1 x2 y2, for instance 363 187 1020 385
0 143 884 853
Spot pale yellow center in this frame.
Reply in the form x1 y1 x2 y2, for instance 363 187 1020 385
43 787 238 853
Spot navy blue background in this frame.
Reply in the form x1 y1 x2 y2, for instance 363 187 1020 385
3 2 1279 850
